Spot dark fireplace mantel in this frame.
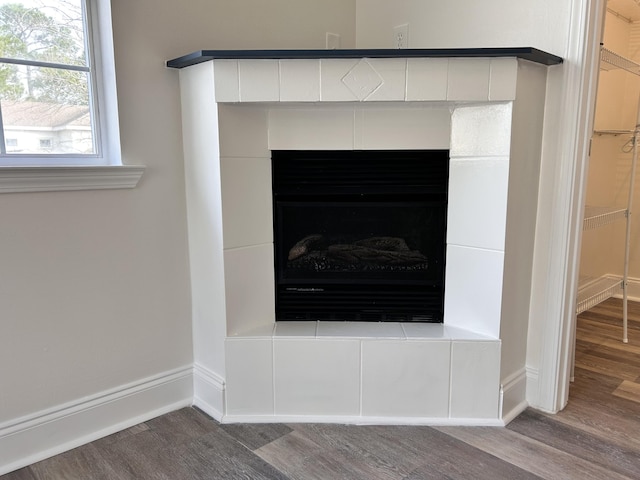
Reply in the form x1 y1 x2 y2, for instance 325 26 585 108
167 47 562 69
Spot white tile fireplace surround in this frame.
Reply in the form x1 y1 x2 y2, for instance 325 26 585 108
174 49 556 426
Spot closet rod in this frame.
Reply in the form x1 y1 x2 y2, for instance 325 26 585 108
594 129 634 135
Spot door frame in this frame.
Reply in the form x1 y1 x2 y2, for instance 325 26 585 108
530 0 606 412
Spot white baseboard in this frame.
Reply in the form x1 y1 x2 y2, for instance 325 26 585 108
192 362 225 421
500 368 528 424
221 414 503 426
525 366 539 409
610 274 640 302
0 366 193 476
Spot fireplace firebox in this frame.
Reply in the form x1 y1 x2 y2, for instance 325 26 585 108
272 150 448 322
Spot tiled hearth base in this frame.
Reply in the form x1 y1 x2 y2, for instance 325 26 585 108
225 323 501 424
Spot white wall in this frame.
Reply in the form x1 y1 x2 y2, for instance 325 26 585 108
0 0 356 472
355 0 570 55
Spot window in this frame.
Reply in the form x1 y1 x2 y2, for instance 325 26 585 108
0 0 144 192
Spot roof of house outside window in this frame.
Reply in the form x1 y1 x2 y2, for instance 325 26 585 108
1 100 90 128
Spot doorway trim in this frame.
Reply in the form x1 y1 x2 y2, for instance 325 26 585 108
529 0 606 412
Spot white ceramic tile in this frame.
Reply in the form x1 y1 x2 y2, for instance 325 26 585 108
316 322 405 339
360 107 450 150
238 60 279 102
445 325 494 341
224 244 275 336
402 323 447 339
361 340 450 417
406 58 448 101
443 245 504 339
213 60 239 102
362 58 407 101
274 339 360 415
225 338 274 415
274 321 317 338
268 107 354 150
228 323 275 338
447 58 491 101
279 59 320 102
489 58 518 101
320 59 359 101
342 59 384 101
221 157 272 249
447 156 509 251
450 341 501 418
218 105 269 158
450 103 513 157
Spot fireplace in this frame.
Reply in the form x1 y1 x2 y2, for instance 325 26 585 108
172 49 556 424
273 150 448 322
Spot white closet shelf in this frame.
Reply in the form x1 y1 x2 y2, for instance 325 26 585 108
601 47 640 76
576 276 623 315
583 205 628 229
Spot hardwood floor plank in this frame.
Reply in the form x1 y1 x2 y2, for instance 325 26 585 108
612 379 640 403
254 429 324 477
435 426 634 480
95 428 190 479
0 468 37 480
143 406 220 445
372 425 541 480
28 444 122 480
576 321 631 344
574 351 640 381
507 409 640 479
175 437 290 480
256 429 389 480
401 461 540 480
218 423 293 451
261 422 541 480
288 423 424 478
550 398 640 453
578 343 640 368
172 423 290 480
600 339 640 358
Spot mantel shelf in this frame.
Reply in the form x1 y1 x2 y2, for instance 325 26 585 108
167 47 563 69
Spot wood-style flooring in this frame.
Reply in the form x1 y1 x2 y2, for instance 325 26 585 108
3 297 640 479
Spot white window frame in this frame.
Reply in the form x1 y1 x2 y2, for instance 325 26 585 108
0 0 144 193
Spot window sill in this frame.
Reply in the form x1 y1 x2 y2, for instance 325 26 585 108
0 165 145 193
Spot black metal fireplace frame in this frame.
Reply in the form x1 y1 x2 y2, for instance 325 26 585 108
272 150 448 322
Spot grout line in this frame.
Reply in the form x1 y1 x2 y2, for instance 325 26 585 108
359 340 364 416
271 335 277 415
448 341 454 418
318 59 323 101
404 58 409 101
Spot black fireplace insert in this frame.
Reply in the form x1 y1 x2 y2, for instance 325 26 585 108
272 150 448 322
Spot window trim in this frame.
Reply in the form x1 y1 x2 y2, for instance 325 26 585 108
0 0 145 193
0 165 145 193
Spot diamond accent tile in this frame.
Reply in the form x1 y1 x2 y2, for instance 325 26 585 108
341 59 383 101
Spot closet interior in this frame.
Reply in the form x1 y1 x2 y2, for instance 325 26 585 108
577 0 640 343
